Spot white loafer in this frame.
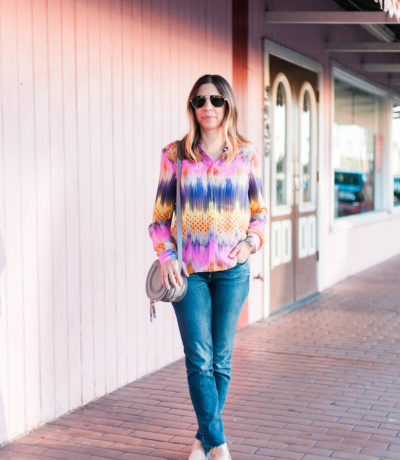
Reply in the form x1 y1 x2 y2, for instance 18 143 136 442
188 438 208 460
208 442 232 460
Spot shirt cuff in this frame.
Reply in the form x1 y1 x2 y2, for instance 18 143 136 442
158 248 178 265
245 233 261 253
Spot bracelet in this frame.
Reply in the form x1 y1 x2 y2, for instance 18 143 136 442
245 238 257 254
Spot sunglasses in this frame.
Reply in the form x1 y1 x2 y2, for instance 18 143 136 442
190 95 227 109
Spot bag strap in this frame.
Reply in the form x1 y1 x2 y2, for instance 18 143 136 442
176 142 183 272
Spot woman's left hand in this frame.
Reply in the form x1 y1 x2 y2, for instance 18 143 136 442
228 241 252 264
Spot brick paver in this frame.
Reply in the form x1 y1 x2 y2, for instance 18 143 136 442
1 255 400 459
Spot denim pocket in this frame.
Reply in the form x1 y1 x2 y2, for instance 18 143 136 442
237 259 250 267
232 259 250 277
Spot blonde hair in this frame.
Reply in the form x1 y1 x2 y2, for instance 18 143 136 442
181 74 250 162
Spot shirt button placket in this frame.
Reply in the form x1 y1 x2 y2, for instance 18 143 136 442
208 162 214 272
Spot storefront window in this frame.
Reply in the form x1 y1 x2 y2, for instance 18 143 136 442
333 79 382 218
275 82 287 206
393 104 400 207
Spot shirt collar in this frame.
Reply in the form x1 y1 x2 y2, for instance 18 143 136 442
197 142 229 160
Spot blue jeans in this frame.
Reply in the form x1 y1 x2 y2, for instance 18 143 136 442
172 260 250 454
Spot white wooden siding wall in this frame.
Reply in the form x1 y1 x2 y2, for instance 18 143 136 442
0 0 232 443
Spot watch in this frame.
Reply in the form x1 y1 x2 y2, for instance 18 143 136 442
245 238 257 254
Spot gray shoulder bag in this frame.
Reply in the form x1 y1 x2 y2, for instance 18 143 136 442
145 142 188 321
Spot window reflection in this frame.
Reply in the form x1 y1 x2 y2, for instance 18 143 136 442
333 79 381 218
301 91 311 203
393 104 400 207
275 82 287 206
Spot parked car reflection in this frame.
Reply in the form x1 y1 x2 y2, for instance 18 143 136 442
394 175 400 206
334 170 373 217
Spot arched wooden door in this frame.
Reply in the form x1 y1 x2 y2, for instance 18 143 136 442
269 54 319 312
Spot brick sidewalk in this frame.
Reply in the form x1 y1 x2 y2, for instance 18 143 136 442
1 255 400 460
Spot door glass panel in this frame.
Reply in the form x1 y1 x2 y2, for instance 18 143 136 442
393 104 400 207
301 90 312 203
275 82 287 206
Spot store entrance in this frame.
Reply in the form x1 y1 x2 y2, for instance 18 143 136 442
268 54 319 312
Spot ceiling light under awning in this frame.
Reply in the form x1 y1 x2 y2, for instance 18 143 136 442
374 0 400 22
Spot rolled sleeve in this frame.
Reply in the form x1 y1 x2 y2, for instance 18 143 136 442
247 148 268 252
148 145 178 263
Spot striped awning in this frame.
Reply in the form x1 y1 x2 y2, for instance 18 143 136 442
375 0 400 21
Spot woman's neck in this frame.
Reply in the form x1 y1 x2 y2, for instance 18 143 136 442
200 130 225 161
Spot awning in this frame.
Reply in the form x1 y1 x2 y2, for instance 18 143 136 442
375 0 400 21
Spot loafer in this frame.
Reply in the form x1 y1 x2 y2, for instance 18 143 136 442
208 442 232 460
188 438 207 460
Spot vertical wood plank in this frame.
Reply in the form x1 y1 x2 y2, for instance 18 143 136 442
177 0 188 132
99 0 117 392
111 0 128 388
20 0 41 431
2 0 26 438
159 0 173 363
61 0 82 410
141 0 155 374
190 0 202 81
132 0 146 378
150 0 163 370
173 0 187 359
168 0 179 141
196 0 206 80
0 0 10 441
88 0 106 399
121 0 137 383
48 0 69 418
33 0 56 425
76 0 95 405
225 0 233 82
7 0 28 437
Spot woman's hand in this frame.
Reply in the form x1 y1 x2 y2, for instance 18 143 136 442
228 241 252 264
161 259 189 290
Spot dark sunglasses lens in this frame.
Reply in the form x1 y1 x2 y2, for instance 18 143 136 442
191 96 205 108
210 96 225 107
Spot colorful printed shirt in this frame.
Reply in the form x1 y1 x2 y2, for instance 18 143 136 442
149 141 268 274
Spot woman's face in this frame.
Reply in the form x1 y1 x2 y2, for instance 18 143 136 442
193 83 226 133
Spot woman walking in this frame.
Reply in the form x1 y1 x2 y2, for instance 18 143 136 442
149 74 267 460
